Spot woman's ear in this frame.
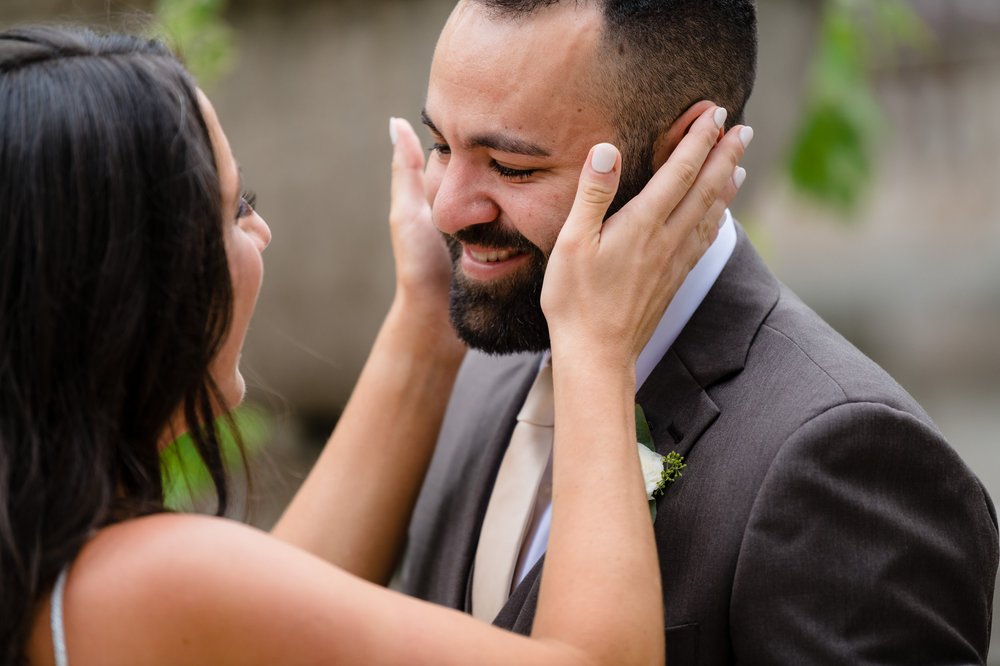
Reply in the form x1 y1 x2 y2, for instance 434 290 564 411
651 100 721 171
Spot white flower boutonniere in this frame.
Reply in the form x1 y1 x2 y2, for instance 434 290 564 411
638 445 669 500
636 404 687 522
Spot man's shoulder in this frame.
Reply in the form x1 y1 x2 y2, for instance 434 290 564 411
750 282 932 425
664 226 937 436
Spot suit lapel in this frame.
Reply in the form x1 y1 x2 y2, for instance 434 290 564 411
670 223 780 388
639 224 780 507
638 348 720 460
642 225 779 442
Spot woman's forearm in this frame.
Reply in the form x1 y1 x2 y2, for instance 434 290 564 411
531 357 663 666
272 297 464 583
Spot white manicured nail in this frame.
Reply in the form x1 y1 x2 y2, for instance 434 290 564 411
714 107 728 129
739 126 755 148
591 143 617 174
733 166 747 189
389 117 398 146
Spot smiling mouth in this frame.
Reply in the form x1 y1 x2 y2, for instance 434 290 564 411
467 247 524 263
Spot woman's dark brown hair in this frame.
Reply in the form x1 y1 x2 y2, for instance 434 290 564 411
0 26 235 662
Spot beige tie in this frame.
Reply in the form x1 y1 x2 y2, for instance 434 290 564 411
472 363 554 621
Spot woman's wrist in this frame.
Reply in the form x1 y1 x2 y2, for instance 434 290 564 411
549 335 637 384
550 348 636 406
386 292 466 365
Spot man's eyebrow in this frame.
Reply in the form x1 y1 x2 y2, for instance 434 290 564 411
469 132 550 157
420 108 440 135
420 107 551 158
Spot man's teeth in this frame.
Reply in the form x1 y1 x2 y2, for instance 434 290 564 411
470 249 517 263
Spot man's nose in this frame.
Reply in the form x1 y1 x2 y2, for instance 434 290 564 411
431 161 501 236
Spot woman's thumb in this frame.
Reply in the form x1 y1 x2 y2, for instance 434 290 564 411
564 143 622 237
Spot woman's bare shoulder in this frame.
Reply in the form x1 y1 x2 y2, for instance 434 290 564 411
75 513 298 593
33 513 552 666
45 513 373 665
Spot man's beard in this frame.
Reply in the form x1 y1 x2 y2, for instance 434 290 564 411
445 223 551 355
444 155 647 356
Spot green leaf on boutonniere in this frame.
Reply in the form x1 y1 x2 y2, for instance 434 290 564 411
635 404 654 451
635 404 658 521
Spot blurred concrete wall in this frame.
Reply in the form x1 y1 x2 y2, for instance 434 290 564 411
207 0 459 418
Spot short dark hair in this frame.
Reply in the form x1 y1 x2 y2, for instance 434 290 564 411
473 0 758 210
0 26 235 660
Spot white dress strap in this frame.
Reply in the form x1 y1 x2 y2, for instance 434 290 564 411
50 566 70 666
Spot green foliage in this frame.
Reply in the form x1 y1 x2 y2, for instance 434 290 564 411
161 405 271 511
788 0 931 213
150 0 235 88
635 403 654 451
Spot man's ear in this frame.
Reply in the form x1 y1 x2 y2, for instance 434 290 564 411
651 100 719 171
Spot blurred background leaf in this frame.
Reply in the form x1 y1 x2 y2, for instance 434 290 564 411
787 0 932 213
161 405 272 511
150 0 235 88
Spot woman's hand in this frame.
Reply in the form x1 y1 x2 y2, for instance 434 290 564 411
388 117 454 326
541 104 751 371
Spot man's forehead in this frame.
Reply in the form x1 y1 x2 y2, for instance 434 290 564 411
434 1 603 89
427 1 608 150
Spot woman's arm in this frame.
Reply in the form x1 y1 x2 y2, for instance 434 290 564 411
271 118 464 584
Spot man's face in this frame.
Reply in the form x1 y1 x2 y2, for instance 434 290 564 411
424 1 614 354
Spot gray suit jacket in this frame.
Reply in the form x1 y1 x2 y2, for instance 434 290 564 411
399 227 999 664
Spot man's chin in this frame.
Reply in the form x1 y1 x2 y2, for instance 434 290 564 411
448 281 550 356
451 317 551 356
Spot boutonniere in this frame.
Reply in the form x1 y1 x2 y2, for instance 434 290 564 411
636 404 686 522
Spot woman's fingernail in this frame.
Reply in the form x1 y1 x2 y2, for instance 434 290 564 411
714 107 728 129
739 126 755 148
733 166 747 189
389 117 398 146
591 143 617 174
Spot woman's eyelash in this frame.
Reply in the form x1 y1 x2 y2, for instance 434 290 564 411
237 190 258 219
428 142 450 155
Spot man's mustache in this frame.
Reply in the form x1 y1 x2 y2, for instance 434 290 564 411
443 223 543 260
